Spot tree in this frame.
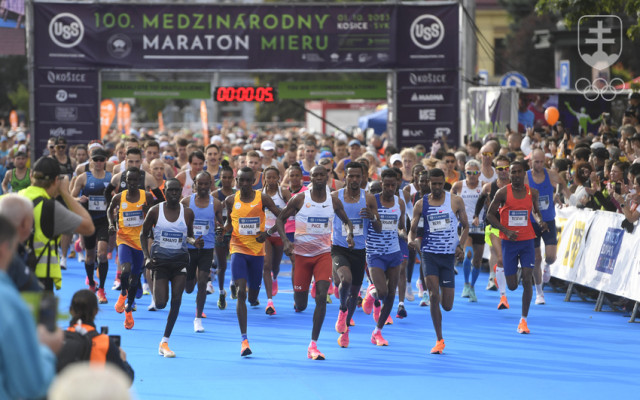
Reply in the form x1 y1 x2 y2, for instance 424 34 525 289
7 83 29 120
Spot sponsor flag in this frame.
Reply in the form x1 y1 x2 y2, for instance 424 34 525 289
100 100 115 138
200 100 209 146
122 103 131 136
9 110 18 129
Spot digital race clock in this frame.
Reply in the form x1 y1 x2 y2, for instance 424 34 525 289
214 86 276 102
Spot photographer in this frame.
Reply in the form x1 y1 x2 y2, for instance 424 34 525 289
64 289 134 382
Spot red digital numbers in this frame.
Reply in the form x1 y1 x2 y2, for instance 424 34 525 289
214 86 275 102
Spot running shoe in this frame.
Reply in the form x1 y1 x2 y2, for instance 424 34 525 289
356 295 363 308
194 318 205 333
454 266 458 275
124 311 134 330
543 264 551 283
373 301 381 323
307 343 325 360
201 312 207 318
349 318 355 327
430 339 445 354
218 290 227 310
115 294 127 314
249 299 260 307
337 328 350 348
266 299 276 315
335 309 348 334
241 339 252 357
136 285 143 299
97 288 108 304
328 281 334 295
486 277 497 291
326 294 332 304
159 342 176 358
126 302 137 312
310 280 316 299
371 330 388 346
384 315 393 325
517 319 530 334
112 279 121 291
362 285 376 315
417 280 424 297
396 304 407 319
461 283 471 298
333 283 340 299
88 283 97 294
272 279 278 297
419 292 429 307
468 287 478 302
498 295 510 310
59 255 67 271
230 282 237 299
77 251 85 263
405 286 415 302
148 299 157 311
535 293 545 305
206 281 214 294
142 283 151 295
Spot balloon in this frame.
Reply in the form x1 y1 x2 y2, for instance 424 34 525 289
544 106 559 125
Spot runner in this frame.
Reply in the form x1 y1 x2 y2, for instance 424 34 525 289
108 167 154 329
391 167 411 319
402 164 426 304
261 166 291 315
176 151 205 199
224 167 281 356
408 168 469 354
245 151 264 190
213 160 236 309
361 169 405 346
486 161 547 334
276 165 354 360
204 143 223 187
181 171 224 332
141 178 203 357
333 162 381 348
451 159 485 302
298 141 317 186
524 148 570 305
1 151 29 193
71 148 112 303
283 163 308 291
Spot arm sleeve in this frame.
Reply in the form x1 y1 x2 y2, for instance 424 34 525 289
52 201 83 236
104 183 116 205
474 193 488 218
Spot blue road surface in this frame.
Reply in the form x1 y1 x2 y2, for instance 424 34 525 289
54 257 640 400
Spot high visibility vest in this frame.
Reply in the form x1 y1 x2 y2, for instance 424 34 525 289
19 185 62 289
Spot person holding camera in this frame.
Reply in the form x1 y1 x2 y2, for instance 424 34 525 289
64 289 134 382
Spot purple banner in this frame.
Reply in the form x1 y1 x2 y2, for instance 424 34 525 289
395 70 459 148
33 68 99 157
34 3 458 70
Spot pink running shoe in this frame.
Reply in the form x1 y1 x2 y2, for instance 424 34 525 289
335 309 348 334
371 330 388 346
362 285 376 315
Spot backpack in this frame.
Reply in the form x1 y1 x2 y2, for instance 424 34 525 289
25 196 57 271
56 329 100 372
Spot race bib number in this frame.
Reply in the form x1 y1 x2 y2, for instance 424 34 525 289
160 231 184 249
381 214 398 231
508 210 528 227
88 195 106 211
307 217 330 234
193 219 210 237
470 221 485 234
342 218 364 236
427 213 450 232
539 195 550 210
122 211 143 227
239 217 260 236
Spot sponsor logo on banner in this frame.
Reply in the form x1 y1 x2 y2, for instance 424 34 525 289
47 71 86 84
402 129 423 137
411 93 444 102
55 106 78 121
56 90 68 102
409 72 447 85
49 127 83 136
435 127 450 138
410 14 444 49
595 227 624 274
562 220 585 268
418 109 436 121
107 34 133 59
49 13 84 48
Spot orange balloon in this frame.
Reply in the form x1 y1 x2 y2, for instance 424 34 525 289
544 106 559 125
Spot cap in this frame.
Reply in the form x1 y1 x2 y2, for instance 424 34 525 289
592 147 610 160
390 153 403 165
243 144 253 152
260 140 275 151
32 156 61 180
14 151 27 158
348 139 362 147
16 132 26 142
319 150 333 159
590 142 605 150
87 142 103 152
231 146 243 156
273 134 284 141
91 148 108 159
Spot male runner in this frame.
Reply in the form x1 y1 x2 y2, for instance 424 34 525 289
72 148 112 302
486 161 547 334
362 169 406 346
108 168 154 329
276 165 354 360
141 179 203 357
224 167 281 356
409 168 468 354
333 162 381 348
524 148 570 305
181 171 223 333
1 151 29 193
176 151 205 199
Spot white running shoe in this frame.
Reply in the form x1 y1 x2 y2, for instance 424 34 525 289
142 283 151 295
112 279 121 291
416 280 424 298
543 265 551 283
419 292 430 307
148 299 157 311
206 281 215 294
77 252 85 263
59 255 67 270
535 293 546 305
405 286 415 302
194 318 205 333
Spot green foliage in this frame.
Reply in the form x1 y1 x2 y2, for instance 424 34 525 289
0 55 28 118
136 98 166 122
7 82 29 120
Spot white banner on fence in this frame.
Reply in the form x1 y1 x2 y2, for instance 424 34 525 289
550 206 594 283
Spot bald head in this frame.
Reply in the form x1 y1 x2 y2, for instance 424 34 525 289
150 158 165 180
0 194 34 242
531 148 545 172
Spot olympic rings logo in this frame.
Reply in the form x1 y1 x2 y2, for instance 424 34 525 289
575 77 625 101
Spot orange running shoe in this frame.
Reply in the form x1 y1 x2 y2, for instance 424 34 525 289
241 339 252 357
517 319 530 334
498 295 510 310
307 342 325 360
335 309 348 334
97 288 108 304
158 342 175 358
430 339 445 354
124 311 134 330
337 328 350 348
370 330 388 346
114 294 127 313
384 315 393 325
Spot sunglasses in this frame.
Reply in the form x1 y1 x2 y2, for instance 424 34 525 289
56 145 66 149
164 155 175 161
92 158 106 162
482 152 494 157
466 170 480 175
49 146 55 149
496 166 509 171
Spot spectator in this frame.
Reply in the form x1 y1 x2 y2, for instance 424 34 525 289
20 157 94 291
0 214 64 399
48 363 132 400
569 162 594 208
